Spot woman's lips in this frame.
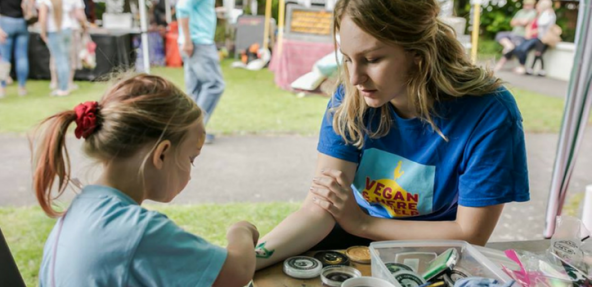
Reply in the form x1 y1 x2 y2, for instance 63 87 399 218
360 89 378 98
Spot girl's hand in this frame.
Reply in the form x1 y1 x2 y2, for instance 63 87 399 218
310 169 369 236
228 221 260 246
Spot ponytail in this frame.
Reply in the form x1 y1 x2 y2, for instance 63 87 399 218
31 111 76 218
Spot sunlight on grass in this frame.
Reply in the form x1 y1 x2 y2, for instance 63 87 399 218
0 61 586 135
0 61 328 136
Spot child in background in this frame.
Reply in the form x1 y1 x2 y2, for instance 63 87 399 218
32 74 259 287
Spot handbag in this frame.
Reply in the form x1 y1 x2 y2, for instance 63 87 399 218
79 33 97 69
541 24 563 48
0 62 11 81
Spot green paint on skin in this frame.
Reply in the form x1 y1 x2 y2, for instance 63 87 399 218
255 242 275 259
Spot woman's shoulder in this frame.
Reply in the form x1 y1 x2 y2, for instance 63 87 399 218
442 86 522 123
477 86 522 123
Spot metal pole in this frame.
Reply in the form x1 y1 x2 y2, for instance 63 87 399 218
277 0 285 55
263 0 272 49
544 0 592 238
139 0 151 73
470 1 481 64
165 0 172 24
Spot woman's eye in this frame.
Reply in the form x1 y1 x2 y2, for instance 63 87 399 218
366 58 380 63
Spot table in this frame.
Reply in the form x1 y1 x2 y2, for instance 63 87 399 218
268 38 335 91
27 29 136 81
252 240 550 287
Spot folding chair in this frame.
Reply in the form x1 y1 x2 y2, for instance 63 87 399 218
0 228 26 287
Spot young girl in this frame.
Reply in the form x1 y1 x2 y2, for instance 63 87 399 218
32 74 259 286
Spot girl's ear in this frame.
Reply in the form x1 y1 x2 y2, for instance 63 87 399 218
152 140 172 170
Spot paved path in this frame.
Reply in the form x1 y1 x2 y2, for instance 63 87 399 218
478 59 569 98
1 132 591 242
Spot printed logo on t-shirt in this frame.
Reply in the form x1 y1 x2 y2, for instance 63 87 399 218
353 149 435 218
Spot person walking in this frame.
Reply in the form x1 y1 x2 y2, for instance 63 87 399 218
176 0 225 144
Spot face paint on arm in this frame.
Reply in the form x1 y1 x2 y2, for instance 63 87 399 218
255 242 275 259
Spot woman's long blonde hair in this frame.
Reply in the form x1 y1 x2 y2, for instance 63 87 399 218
50 0 63 30
332 0 502 147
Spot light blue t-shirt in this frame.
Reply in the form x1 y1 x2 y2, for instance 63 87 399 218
39 185 227 286
318 86 529 221
176 0 216 45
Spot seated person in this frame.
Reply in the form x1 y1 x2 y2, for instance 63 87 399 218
494 0 537 72
32 74 259 287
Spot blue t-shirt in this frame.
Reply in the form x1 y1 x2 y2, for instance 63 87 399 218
176 0 216 45
318 86 529 221
39 185 227 287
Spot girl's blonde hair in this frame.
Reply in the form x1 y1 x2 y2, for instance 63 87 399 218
332 0 502 147
31 74 203 217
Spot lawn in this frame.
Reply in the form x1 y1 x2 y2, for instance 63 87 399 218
0 59 583 286
0 61 329 136
0 59 581 135
0 203 300 286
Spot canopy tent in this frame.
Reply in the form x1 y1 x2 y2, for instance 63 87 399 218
544 0 592 238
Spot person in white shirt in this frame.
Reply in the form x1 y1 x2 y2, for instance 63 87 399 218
38 0 86 96
512 0 557 76
49 0 86 92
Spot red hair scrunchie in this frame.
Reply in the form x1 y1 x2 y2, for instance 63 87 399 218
74 101 99 139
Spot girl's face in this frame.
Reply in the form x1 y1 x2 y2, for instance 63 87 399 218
151 119 205 202
339 15 416 110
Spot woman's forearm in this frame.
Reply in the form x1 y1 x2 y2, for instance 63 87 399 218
358 204 504 246
255 205 335 270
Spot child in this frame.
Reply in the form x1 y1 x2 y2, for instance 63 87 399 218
32 74 259 286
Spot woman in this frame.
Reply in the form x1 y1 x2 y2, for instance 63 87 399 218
513 0 557 76
255 0 529 270
49 0 86 91
0 0 31 98
39 0 86 96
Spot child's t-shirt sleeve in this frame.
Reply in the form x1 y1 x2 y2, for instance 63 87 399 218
130 211 227 286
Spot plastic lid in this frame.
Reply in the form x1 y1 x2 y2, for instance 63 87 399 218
320 265 362 287
393 270 426 287
283 256 323 279
346 246 371 264
314 251 350 266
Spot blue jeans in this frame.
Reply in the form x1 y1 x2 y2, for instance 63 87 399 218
515 38 539 65
182 43 225 125
47 29 72 91
0 16 29 88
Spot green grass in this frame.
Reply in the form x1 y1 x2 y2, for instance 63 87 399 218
509 87 569 133
0 203 300 287
0 60 329 136
0 59 584 135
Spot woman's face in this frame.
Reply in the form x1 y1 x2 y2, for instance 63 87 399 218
339 15 416 110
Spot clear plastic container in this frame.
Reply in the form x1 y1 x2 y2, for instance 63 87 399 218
369 240 512 286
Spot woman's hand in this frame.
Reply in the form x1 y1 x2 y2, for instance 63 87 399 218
0 28 6 43
310 169 369 237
